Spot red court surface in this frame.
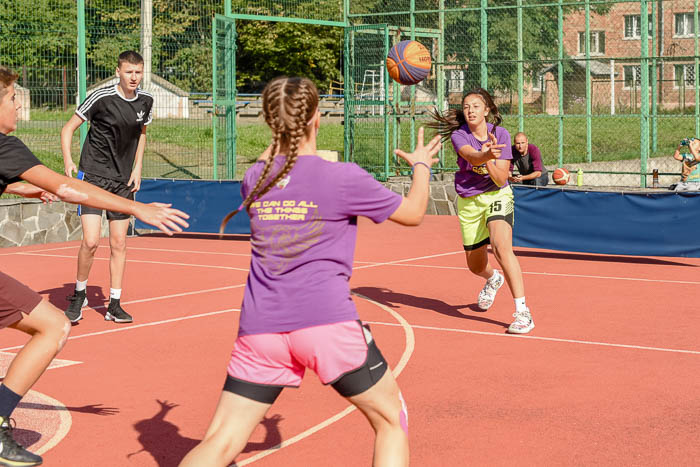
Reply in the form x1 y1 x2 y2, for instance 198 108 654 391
1 215 699 466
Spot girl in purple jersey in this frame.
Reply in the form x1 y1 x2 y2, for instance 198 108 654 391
179 77 441 467
428 88 534 334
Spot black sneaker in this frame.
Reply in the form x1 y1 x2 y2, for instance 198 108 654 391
64 289 87 323
104 299 132 323
0 416 43 466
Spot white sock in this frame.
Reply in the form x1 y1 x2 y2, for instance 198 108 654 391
514 297 527 312
110 288 122 300
488 270 500 282
75 279 88 292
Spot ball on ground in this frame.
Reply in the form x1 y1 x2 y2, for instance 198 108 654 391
552 168 570 185
386 40 431 86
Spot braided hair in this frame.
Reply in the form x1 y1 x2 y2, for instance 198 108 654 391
427 87 502 143
220 77 319 233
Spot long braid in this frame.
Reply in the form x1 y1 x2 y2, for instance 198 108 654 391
254 82 314 201
219 77 318 234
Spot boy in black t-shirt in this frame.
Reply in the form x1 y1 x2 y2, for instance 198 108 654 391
0 66 187 466
61 51 154 324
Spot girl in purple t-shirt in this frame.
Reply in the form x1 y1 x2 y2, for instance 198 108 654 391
180 77 441 467
428 88 534 334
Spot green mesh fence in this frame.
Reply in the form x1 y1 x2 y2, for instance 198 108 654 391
347 0 700 187
1 1 699 187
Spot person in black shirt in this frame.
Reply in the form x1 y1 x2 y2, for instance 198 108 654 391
61 51 154 324
508 132 549 186
0 66 187 466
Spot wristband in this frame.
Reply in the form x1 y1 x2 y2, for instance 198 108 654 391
412 161 433 176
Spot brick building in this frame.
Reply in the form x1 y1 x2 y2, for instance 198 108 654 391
539 1 699 114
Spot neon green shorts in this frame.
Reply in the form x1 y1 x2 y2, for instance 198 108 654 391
457 185 514 250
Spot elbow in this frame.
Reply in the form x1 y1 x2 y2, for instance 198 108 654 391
405 212 425 226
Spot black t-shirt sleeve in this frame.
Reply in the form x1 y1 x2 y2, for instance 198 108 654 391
144 96 154 126
75 90 103 121
0 135 42 194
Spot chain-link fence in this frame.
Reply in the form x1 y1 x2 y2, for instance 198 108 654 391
347 0 700 187
1 1 698 187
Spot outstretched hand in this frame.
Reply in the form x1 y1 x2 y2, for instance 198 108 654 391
482 133 506 160
394 127 441 169
134 202 190 235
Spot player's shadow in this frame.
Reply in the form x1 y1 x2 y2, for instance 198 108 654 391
9 403 117 449
128 399 283 466
512 249 698 267
352 287 510 328
37 284 109 323
16 402 119 416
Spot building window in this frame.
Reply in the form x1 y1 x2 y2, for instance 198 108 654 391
675 13 695 37
448 69 464 93
531 72 545 92
624 15 652 39
674 64 696 88
623 65 641 89
578 31 605 55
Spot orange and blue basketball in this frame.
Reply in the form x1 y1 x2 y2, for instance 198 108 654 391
386 40 431 86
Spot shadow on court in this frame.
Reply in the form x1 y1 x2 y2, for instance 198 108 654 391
128 400 283 466
512 249 698 267
352 287 510 328
37 284 108 319
17 402 119 416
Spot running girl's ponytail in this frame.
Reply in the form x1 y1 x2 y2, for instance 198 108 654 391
427 87 501 142
220 77 319 234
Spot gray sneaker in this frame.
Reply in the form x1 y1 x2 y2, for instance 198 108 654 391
507 308 535 334
477 271 504 310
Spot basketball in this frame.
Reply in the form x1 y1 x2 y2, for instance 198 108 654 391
386 40 432 85
553 167 570 185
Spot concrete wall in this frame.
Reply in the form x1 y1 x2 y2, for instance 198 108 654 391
0 199 108 248
0 178 460 247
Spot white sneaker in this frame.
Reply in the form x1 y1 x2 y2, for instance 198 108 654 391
508 308 535 334
477 271 504 310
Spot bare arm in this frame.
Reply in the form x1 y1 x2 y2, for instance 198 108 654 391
485 159 510 188
128 126 147 192
389 128 442 226
19 165 189 235
61 114 84 177
457 144 500 166
519 170 542 181
4 181 58 202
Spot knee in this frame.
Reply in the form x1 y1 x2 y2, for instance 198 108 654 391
57 315 71 351
109 237 126 253
81 237 100 253
490 241 512 263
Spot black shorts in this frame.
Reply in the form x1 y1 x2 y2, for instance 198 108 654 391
0 271 42 329
77 171 134 221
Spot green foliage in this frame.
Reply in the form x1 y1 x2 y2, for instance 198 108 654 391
236 21 342 92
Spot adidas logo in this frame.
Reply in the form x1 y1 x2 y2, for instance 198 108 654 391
136 110 145 122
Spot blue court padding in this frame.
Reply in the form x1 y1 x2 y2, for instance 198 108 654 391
134 179 700 257
134 179 250 234
512 186 700 258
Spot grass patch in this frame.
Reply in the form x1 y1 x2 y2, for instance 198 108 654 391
8 113 695 181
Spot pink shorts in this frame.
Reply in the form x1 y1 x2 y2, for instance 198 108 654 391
228 320 370 387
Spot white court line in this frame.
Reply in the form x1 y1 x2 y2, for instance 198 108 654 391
235 293 415 466
127 247 251 257
12 248 699 286
15 252 249 272
0 309 239 352
86 284 247 311
365 321 700 355
379 263 700 285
